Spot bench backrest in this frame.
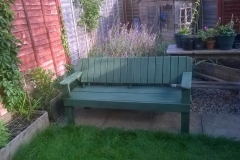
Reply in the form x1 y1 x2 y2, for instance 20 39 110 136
76 56 192 84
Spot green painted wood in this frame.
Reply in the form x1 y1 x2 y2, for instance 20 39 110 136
66 107 75 125
87 58 95 82
120 58 127 83
141 57 148 84
163 56 171 84
181 89 191 104
113 58 121 83
181 112 190 133
177 56 187 84
64 99 189 113
127 58 134 83
81 58 89 82
76 59 83 71
60 71 82 85
148 57 156 84
133 58 141 84
186 57 192 72
170 56 179 84
69 92 181 103
181 72 192 89
99 57 107 83
93 58 101 83
155 57 163 83
72 86 181 94
107 58 114 83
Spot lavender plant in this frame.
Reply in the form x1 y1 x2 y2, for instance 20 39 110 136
89 22 167 57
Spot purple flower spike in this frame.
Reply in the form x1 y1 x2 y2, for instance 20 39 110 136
204 26 207 30
219 17 221 20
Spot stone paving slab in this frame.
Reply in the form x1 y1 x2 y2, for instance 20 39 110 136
202 113 240 141
150 112 202 134
75 108 111 128
102 109 154 130
74 108 240 141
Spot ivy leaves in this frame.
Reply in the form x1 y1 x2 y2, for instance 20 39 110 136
0 0 26 113
78 0 102 32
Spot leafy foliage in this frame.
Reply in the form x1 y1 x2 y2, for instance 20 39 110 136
196 29 207 41
0 0 27 112
205 28 218 40
78 0 102 32
59 6 71 57
0 120 9 148
218 23 236 36
27 68 59 111
89 22 168 57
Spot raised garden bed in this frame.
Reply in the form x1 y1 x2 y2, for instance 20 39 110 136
0 111 49 160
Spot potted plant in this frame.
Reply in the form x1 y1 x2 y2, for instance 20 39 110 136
234 17 240 49
174 27 190 48
205 27 218 50
195 29 207 50
217 17 236 50
182 35 194 50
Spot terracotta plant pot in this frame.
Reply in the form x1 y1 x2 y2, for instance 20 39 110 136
206 40 216 50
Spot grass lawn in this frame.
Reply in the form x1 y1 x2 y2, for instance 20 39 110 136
14 125 240 160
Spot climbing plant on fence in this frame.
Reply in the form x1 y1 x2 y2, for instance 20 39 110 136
78 0 102 32
0 0 38 119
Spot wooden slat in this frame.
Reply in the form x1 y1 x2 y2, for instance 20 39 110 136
69 92 181 104
93 58 101 83
107 58 114 83
73 86 181 94
177 56 187 83
64 99 189 113
186 57 192 72
81 58 89 82
100 57 107 83
170 56 179 84
141 57 148 84
87 58 95 82
76 59 83 71
163 56 171 84
148 57 155 84
113 58 121 83
127 58 134 83
133 58 141 84
120 58 127 83
155 57 163 84
181 72 192 89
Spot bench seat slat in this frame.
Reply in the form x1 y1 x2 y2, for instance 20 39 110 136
64 100 189 112
67 86 181 104
72 86 181 95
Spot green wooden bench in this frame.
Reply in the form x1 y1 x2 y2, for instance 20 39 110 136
60 56 192 133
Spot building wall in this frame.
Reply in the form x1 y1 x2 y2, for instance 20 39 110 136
202 0 218 28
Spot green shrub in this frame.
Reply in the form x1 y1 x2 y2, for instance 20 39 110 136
89 22 168 57
0 0 28 114
27 68 59 111
0 120 9 148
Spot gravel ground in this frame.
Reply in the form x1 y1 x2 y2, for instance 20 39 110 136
191 88 240 115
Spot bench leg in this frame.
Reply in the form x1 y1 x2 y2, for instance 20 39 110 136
66 106 75 125
181 112 190 133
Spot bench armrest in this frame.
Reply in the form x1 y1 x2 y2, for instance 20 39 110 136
181 72 192 89
60 71 82 98
60 71 82 85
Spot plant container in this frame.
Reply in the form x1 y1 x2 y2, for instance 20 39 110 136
182 37 194 51
0 111 49 160
206 40 216 50
194 38 204 50
234 43 240 49
218 35 236 50
174 33 187 48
